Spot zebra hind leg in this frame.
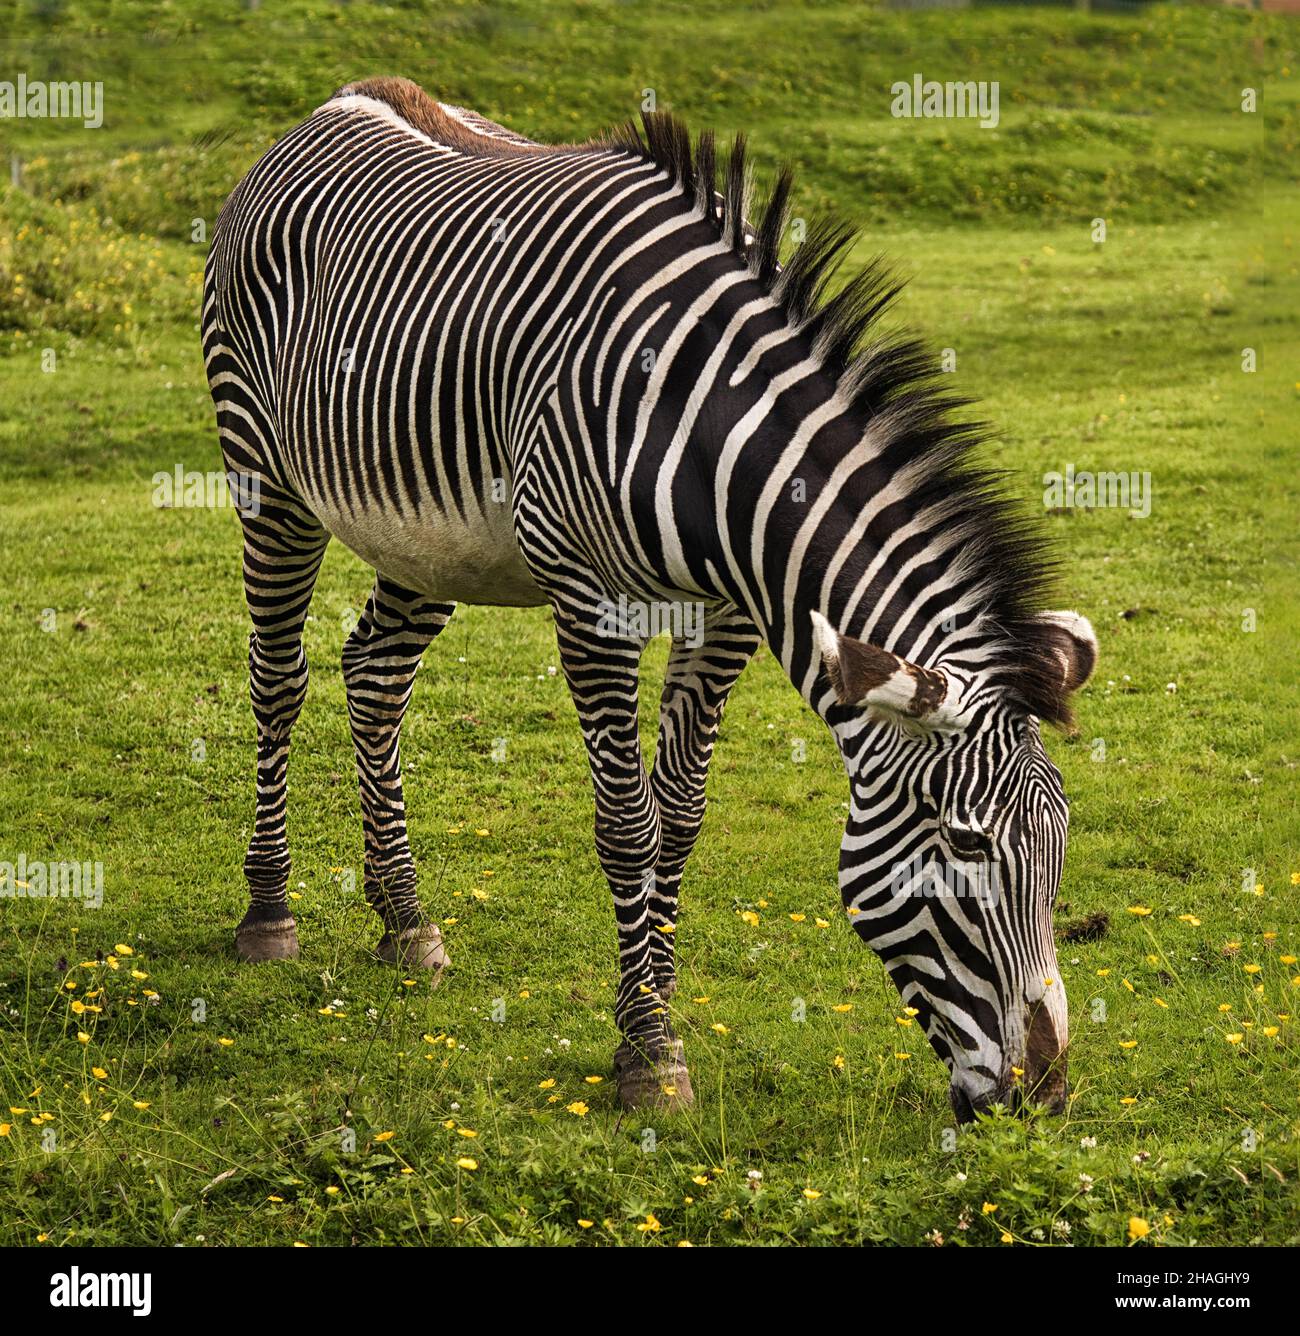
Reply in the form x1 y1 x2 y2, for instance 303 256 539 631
342 576 454 973
234 483 330 963
554 606 693 1111
648 613 762 1000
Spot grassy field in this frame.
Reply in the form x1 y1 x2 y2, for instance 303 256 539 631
1 1 1298 1246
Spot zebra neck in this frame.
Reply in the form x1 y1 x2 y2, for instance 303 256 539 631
715 411 996 726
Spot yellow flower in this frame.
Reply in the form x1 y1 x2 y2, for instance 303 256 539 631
584 1075 603 1085
91 1067 108 1080
982 1202 998 1214
802 1188 822 1200
577 1219 594 1228
325 1185 340 1196
1097 968 1111 977
566 1101 589 1117
267 1195 283 1203
1244 964 1262 975
1119 1040 1137 1049
1120 1097 1137 1105
815 918 830 929
77 1032 90 1044
1128 1217 1150 1241
832 1004 853 1013
538 1078 556 1090
217 1037 234 1047
374 1131 395 1142
833 1054 845 1070
1281 955 1297 965
739 910 759 926
1225 1033 1243 1044
789 913 806 923
1000 1231 1013 1243
894 1052 911 1060
0 1124 10 1137
1178 914 1201 926
114 943 134 956
1262 1026 1280 1038
1127 906 1152 917
132 1101 150 1110
457 1128 478 1138
692 1175 709 1186
456 1157 478 1171
131 970 148 981
711 1023 729 1035
636 1213 661 1233
692 996 710 1004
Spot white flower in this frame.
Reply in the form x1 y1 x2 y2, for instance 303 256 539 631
1053 1220 1072 1237
1079 1136 1097 1149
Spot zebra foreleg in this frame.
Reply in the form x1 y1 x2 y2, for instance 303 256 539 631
342 577 454 972
554 609 692 1111
648 613 762 999
233 486 330 963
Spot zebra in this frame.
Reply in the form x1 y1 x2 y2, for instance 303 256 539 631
202 76 1099 1120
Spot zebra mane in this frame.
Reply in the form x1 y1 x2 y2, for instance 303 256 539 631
604 109 1076 728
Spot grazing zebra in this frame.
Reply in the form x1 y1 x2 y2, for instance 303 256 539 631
202 77 1098 1119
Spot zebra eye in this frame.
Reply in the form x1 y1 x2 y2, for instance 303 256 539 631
945 824 992 859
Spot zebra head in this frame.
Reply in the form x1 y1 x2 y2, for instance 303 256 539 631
811 609 1098 1122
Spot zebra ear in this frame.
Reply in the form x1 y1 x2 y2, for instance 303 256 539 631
810 611 963 727
1036 611 1098 693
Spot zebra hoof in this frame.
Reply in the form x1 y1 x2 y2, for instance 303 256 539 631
376 923 448 974
614 1039 694 1111
235 916 299 962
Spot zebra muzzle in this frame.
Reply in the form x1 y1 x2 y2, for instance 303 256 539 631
1021 998 1068 1113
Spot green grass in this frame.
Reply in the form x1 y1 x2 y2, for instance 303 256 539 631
0 0 1298 1247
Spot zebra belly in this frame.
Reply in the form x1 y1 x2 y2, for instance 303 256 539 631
309 493 548 608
